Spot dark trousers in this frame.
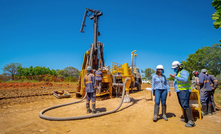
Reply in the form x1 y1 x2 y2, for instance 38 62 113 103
86 92 96 102
200 90 212 105
155 89 167 106
211 90 215 102
96 80 102 88
177 90 190 110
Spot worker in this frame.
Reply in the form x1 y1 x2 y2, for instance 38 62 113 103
199 69 213 116
95 68 103 94
84 66 99 114
170 61 195 127
192 71 199 90
208 74 218 114
152 65 171 122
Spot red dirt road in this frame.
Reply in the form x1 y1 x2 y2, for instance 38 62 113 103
0 84 221 134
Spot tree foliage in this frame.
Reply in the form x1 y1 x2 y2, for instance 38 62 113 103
212 0 221 29
167 76 175 81
2 63 21 80
216 74 221 81
1 63 80 82
17 66 57 76
144 68 155 80
182 44 221 76
64 66 80 77
57 67 80 77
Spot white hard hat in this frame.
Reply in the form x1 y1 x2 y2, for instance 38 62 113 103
87 66 92 71
156 65 164 70
171 61 180 69
201 69 208 73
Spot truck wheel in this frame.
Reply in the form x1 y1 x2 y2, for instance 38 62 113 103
136 81 141 91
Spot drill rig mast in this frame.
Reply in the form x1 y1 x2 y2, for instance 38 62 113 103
80 8 105 70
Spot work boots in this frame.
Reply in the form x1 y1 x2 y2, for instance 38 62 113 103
180 109 188 122
184 109 196 127
207 104 212 116
153 104 159 122
162 105 168 121
212 102 216 115
202 105 208 116
86 103 92 114
92 104 100 114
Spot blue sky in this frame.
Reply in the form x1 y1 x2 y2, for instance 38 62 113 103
0 0 220 78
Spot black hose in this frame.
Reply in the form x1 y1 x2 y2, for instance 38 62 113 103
39 78 130 121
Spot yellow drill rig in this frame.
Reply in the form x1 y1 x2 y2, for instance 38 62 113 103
76 8 141 102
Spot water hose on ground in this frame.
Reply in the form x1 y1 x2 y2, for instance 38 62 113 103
39 78 130 121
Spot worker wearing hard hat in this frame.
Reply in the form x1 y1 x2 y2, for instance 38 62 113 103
192 71 199 90
95 68 103 94
199 69 213 116
170 61 195 127
84 66 99 114
208 73 218 114
152 65 171 122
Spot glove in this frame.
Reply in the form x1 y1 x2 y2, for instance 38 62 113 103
212 87 217 90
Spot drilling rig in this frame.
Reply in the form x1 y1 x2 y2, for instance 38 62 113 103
76 8 141 102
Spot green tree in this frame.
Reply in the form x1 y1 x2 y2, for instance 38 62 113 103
29 66 34 76
167 76 175 81
50 69 57 76
64 67 80 78
141 77 147 80
182 44 221 76
32 66 43 75
216 74 221 81
212 0 221 29
17 66 57 76
57 69 67 77
144 68 155 80
2 63 21 80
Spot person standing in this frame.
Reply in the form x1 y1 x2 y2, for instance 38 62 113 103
208 74 218 114
170 61 195 127
192 71 199 90
84 66 99 114
152 65 171 122
199 69 213 116
95 68 103 94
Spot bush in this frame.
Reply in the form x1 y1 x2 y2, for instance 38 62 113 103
216 74 221 81
0 75 11 82
64 76 77 82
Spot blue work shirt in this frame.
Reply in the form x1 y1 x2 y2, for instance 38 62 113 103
174 69 190 93
199 73 212 91
151 74 170 93
208 75 218 88
84 73 96 93
95 70 103 81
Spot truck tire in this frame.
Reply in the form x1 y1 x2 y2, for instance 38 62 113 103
136 80 141 91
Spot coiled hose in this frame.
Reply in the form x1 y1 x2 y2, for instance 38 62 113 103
39 78 130 121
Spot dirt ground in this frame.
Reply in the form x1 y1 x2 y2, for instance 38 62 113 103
0 82 76 106
0 84 221 134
